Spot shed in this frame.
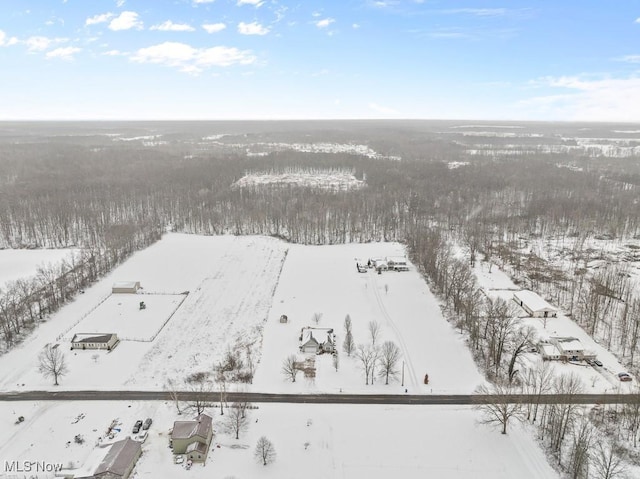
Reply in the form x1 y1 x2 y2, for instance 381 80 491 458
112 282 141 294
513 290 557 318
71 333 119 351
279 314 288 324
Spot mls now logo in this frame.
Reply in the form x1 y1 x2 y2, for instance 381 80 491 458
4 460 64 473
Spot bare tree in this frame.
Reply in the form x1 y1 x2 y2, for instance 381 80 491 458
355 344 377 385
281 354 299 382
224 403 250 440
378 341 401 385
475 383 525 434
38 345 68 386
343 330 355 356
368 321 381 348
332 353 339 372
507 325 537 384
254 436 276 466
312 312 323 325
590 438 627 479
185 371 213 416
165 378 183 415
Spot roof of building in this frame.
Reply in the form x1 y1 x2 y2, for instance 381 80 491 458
513 290 557 312
539 343 561 357
301 330 319 346
553 337 585 352
112 281 139 289
185 441 209 454
386 256 407 263
93 437 141 478
71 333 117 344
172 414 213 440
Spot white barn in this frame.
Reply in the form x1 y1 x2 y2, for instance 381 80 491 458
112 281 141 294
71 333 119 351
513 290 557 318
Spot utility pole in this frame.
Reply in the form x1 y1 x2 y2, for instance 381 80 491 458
401 360 405 387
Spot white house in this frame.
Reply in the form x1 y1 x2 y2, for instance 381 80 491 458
112 281 141 294
538 342 561 361
386 256 409 271
513 290 557 318
539 337 595 362
71 333 119 351
299 327 336 354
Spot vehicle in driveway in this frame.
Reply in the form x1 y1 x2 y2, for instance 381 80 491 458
593 359 603 367
618 372 632 382
132 420 143 433
137 431 148 443
143 418 152 430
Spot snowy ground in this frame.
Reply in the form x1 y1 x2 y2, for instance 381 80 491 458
475 261 636 393
0 249 77 288
0 400 559 479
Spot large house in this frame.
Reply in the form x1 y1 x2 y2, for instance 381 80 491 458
299 327 335 354
71 333 119 351
171 414 213 463
76 437 142 479
386 256 409 271
539 337 595 362
513 290 557 318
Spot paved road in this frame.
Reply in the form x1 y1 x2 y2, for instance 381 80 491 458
0 390 638 405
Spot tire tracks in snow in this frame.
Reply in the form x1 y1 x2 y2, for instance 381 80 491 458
368 273 418 389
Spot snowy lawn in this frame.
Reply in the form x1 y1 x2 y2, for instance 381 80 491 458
0 400 561 479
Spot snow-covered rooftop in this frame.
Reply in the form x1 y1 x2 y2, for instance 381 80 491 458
513 290 556 312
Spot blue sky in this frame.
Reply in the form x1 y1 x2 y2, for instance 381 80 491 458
1 0 640 121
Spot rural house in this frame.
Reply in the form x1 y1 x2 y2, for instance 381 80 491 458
386 256 409 271
112 281 141 294
513 290 557 318
76 437 142 479
299 327 336 354
171 413 213 463
71 333 119 351
551 337 594 361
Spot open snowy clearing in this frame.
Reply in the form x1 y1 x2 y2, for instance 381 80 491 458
0 249 77 288
0 400 560 479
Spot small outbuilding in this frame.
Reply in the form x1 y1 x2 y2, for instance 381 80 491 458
112 281 141 294
513 290 557 318
71 333 119 351
279 314 288 323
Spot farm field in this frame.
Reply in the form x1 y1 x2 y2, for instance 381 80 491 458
0 400 560 479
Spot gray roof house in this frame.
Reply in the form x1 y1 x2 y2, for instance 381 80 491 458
71 333 119 351
171 413 213 463
77 437 142 479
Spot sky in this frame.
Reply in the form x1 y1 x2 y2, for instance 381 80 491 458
1 0 640 121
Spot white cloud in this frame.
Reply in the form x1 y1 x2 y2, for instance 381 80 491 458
193 0 216 3
237 21 270 35
131 41 256 73
443 8 508 17
203 23 226 33
116 0 126 6
103 49 124 56
46 46 81 60
522 75 640 122
109 11 143 31
0 30 5 46
25 36 66 52
316 18 335 28
369 102 399 115
352 23 360 29
237 0 264 6
86 12 114 26
150 21 195 32
635 17 640 23
617 54 640 63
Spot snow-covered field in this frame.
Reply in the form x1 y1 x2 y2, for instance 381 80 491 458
0 249 77 288
232 169 366 191
0 400 559 479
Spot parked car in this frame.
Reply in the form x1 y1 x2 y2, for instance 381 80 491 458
174 455 184 465
593 360 603 367
132 420 143 433
137 431 148 443
143 418 152 430
618 372 632 382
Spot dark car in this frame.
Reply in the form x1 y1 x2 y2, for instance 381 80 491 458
132 420 143 433
593 360 603 367
142 418 152 430
618 372 632 382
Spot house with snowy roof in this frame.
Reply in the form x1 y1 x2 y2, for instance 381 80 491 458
171 413 213 463
299 327 335 354
71 333 119 351
513 290 557 318
112 281 141 294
